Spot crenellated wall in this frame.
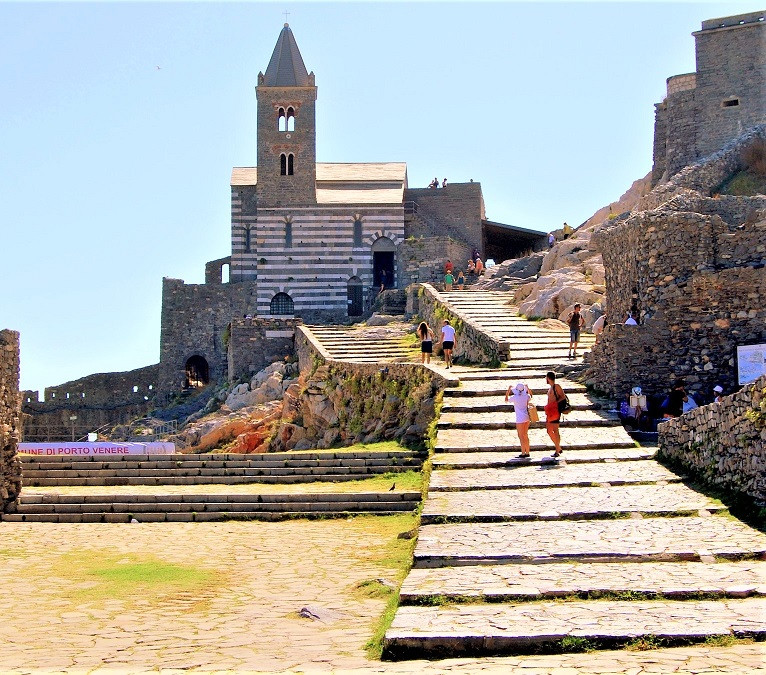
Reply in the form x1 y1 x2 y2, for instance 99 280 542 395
0 330 22 512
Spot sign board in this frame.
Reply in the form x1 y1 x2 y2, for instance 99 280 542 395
18 442 176 456
737 344 766 385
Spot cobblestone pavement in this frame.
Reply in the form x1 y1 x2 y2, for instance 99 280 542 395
435 427 636 451
442 392 609 409
438 409 620 426
429 460 682 490
400 561 766 599
422 483 722 520
454 378 587 393
414 516 766 564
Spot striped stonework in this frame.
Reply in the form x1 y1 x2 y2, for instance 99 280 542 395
230 186 259 282
255 206 404 317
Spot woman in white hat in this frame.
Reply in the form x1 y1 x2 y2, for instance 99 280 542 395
713 385 724 403
505 382 533 459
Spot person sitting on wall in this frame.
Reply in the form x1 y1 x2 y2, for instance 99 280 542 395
620 386 648 431
713 384 724 403
475 257 484 276
472 247 480 262
442 178 448 188
682 392 699 414
466 259 475 277
592 313 606 343
662 380 688 418
625 312 638 325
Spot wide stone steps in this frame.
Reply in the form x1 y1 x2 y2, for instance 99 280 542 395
437 410 620 429
429 460 681 490
383 598 766 658
448 382 586 396
441 392 604 412
435 427 636 453
413 517 766 567
432 448 656 468
399 561 766 602
3 490 421 523
420 483 723 523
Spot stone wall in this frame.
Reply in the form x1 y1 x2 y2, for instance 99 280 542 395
587 202 766 398
266 325 455 452
398 236 473 288
406 284 509 365
159 277 259 396
227 317 300 383
22 364 160 441
0 330 22 513
658 375 766 503
404 183 486 255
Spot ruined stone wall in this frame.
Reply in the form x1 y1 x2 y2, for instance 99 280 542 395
658 375 766 503
0 330 22 512
398 236 473 288
587 207 766 398
405 183 486 254
227 317 300 383
22 364 160 441
406 284 510 365
159 277 258 396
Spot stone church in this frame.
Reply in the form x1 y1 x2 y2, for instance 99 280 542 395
158 23 543 395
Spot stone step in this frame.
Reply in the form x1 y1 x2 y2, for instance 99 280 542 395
413 517 766 567
455 371 580 381
420 483 723 523
441 393 604 412
437 410 620 429
1 509 412 524
399 561 766 602
429 460 682 490
428 448 657 469
434 427 635 453
453 379 587 395
383 598 766 658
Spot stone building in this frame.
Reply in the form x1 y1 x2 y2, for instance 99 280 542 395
652 11 765 185
157 24 544 396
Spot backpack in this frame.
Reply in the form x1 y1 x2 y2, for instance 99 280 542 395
556 385 572 414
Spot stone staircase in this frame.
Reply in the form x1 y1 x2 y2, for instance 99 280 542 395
382 293 766 659
305 325 419 363
16 450 424 487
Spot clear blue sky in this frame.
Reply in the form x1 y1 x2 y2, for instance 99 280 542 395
1 1 761 395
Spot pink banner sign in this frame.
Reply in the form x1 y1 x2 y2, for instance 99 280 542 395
18 442 176 456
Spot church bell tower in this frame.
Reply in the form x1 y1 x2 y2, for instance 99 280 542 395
256 24 317 207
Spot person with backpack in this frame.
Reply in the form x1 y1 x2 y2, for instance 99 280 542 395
566 303 586 359
544 371 567 459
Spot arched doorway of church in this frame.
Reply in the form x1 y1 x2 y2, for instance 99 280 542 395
184 355 209 389
371 237 395 292
347 276 363 316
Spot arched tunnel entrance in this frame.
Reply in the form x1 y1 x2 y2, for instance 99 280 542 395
184 356 210 389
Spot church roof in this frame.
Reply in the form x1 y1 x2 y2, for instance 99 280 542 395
262 24 311 87
231 162 408 204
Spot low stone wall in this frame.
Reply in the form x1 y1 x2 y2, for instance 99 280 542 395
658 375 766 503
227 317 300 383
0 330 22 513
271 326 457 452
406 283 509 365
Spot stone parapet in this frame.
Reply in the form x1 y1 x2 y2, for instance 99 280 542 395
0 329 22 512
658 375 766 503
227 317 300 383
407 284 510 365
399 236 472 288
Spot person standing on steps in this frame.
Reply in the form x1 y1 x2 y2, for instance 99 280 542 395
456 270 466 290
544 371 565 459
444 269 454 291
440 319 456 369
505 382 533 459
566 303 586 358
417 321 436 364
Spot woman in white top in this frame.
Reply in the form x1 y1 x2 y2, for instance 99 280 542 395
505 382 532 458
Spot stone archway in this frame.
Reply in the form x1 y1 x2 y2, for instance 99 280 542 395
371 236 396 290
184 356 209 389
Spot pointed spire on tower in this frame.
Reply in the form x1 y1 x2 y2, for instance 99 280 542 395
262 24 311 87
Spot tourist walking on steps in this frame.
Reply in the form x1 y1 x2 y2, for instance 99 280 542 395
545 371 565 459
444 270 454 291
440 319 456 369
456 270 466 290
567 303 586 358
505 382 533 458
418 322 436 364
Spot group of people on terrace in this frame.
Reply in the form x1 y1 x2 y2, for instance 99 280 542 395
427 177 448 189
443 254 486 291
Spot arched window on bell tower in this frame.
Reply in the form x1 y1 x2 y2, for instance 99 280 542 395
287 154 294 175
278 107 286 132
286 106 295 131
280 153 287 175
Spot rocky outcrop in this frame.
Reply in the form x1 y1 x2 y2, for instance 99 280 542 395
1 330 22 513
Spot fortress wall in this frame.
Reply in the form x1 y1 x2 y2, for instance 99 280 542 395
399 236 472 288
404 183 485 254
659 374 766 503
159 278 258 396
227 317 300 383
0 330 22 512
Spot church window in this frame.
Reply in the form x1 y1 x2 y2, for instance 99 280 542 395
285 221 293 248
287 153 294 175
244 226 252 252
286 107 295 131
280 153 287 175
353 218 363 247
278 107 286 131
270 292 294 316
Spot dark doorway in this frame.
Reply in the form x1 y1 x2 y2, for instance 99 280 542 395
371 237 396 290
347 276 363 316
185 356 209 388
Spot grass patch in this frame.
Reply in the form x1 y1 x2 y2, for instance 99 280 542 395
560 635 595 652
718 170 766 196
626 635 666 651
56 550 223 610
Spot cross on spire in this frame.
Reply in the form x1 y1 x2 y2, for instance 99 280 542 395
283 10 290 23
